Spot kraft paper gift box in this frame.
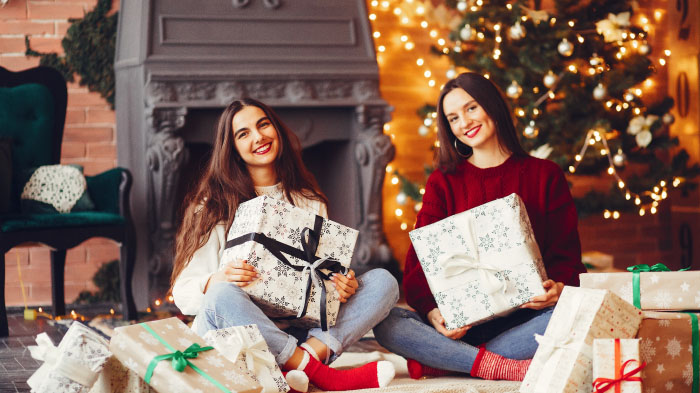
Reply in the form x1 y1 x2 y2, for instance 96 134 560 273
27 321 112 393
88 356 156 393
203 325 289 393
109 317 261 393
520 286 643 393
636 311 700 393
580 265 699 310
592 338 644 393
222 195 357 330
408 193 548 329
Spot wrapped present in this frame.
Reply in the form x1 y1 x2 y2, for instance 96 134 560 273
636 311 700 393
520 286 643 393
222 195 357 330
28 321 111 393
580 263 696 310
110 317 261 393
88 356 155 393
592 338 644 393
408 193 548 329
203 325 289 393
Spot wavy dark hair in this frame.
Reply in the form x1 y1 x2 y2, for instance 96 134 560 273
170 98 327 290
435 72 528 172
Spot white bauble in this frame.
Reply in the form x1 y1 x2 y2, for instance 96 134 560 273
593 83 607 100
460 25 474 41
509 22 526 40
543 71 558 88
663 113 675 125
639 43 650 55
557 38 574 57
523 121 539 138
506 81 523 99
636 130 653 147
627 116 644 135
456 1 468 12
418 125 430 136
613 149 627 167
396 192 407 205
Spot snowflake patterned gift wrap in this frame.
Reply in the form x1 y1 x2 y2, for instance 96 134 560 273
635 311 700 393
27 321 112 393
222 195 357 330
109 317 261 393
520 286 643 393
580 265 700 310
203 325 289 393
592 338 643 393
408 193 548 329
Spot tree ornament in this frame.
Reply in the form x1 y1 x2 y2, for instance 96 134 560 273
543 71 558 88
456 1 468 12
446 68 457 79
506 81 523 99
557 38 574 57
593 83 607 100
623 92 635 102
595 12 631 42
509 22 526 40
396 192 407 205
636 130 652 147
663 113 675 124
418 124 430 136
523 120 539 138
613 149 627 167
638 43 650 55
460 24 474 41
423 117 433 127
589 54 604 66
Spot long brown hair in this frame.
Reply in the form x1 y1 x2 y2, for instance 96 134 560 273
170 98 327 290
435 72 528 172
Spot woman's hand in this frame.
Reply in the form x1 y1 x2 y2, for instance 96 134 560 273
333 269 359 303
205 259 259 292
520 279 564 310
427 308 470 340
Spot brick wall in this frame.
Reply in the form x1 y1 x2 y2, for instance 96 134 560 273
2 0 120 307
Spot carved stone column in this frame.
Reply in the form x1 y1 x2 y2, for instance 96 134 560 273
353 104 395 273
145 106 189 298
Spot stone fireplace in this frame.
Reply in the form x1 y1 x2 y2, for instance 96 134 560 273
115 0 395 304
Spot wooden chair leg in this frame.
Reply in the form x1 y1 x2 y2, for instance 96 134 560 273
50 249 66 317
1 250 8 337
119 241 137 320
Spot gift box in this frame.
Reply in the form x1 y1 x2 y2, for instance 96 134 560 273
520 286 643 393
110 317 261 393
27 321 112 393
580 264 699 310
203 325 289 393
636 311 700 393
222 195 357 330
88 356 156 393
592 338 644 393
408 193 548 329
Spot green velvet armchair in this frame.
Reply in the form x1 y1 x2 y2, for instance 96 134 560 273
0 66 137 337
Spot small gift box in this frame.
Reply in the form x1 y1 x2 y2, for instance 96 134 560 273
88 356 156 393
580 263 697 310
222 195 357 330
520 286 643 393
408 193 548 329
592 338 644 393
27 321 111 393
636 311 700 393
109 317 261 393
203 325 289 393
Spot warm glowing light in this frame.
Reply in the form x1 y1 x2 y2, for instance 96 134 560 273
404 42 414 50
615 105 622 111
575 155 582 161
516 108 525 117
548 91 556 98
640 16 649 24
568 65 577 72
416 6 425 15
569 166 575 173
395 208 403 217
147 307 152 313
604 210 611 219
577 35 584 43
618 181 625 189
428 79 436 87
477 32 485 40
420 21 428 28
651 206 657 214
506 3 512 9
370 0 378 6
369 14 377 20
386 164 393 173
110 308 115 315
393 7 401 15
661 190 668 199
639 208 645 216
607 167 614 175
424 70 431 78
373 31 380 38
400 35 408 42
635 197 641 205
38 307 43 312
417 58 424 66
653 186 660 193
660 180 667 187
378 45 386 52
429 30 438 38
381 1 389 8
484 73 489 79
625 192 631 200
391 176 399 185
673 178 681 187
589 138 596 145
659 58 666 66
495 36 502 43
438 38 446 46
400 222 408 230
568 21 575 27
634 108 641 115
644 79 653 87
664 50 672 57
155 299 161 306
613 211 620 219
401 17 409 24
654 10 663 21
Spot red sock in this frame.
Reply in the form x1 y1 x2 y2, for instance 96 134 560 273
470 347 532 381
406 358 458 379
293 350 395 391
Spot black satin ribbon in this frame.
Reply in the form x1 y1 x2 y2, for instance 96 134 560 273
225 215 348 331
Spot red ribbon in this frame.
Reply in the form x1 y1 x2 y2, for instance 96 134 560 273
592 338 646 393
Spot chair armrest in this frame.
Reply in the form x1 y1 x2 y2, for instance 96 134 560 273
85 167 132 218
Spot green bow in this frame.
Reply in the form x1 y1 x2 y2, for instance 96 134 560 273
626 264 689 308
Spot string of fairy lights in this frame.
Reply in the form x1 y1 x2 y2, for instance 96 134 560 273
369 0 682 228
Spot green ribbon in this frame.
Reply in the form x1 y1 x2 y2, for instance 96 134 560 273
685 313 699 393
140 323 231 393
626 264 689 308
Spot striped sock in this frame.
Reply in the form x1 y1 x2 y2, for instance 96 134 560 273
470 347 532 381
406 359 457 379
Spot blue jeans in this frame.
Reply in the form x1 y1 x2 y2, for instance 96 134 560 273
373 306 553 373
195 268 399 365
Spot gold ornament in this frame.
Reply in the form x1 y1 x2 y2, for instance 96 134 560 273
557 38 574 57
543 71 558 88
613 149 626 167
506 81 523 99
523 120 539 138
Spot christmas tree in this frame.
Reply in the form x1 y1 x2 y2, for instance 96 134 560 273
388 0 700 218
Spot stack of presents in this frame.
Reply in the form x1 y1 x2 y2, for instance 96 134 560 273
24 193 700 392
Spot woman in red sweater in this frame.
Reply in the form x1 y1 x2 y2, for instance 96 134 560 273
373 72 585 381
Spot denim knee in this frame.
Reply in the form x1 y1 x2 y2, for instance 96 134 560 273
201 281 247 312
373 307 414 345
361 268 399 306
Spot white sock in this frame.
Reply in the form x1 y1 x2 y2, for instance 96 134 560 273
376 361 396 387
285 370 309 392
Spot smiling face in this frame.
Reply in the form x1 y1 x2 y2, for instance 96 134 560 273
232 105 280 172
442 87 499 154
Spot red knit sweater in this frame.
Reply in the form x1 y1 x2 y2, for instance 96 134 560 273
404 154 585 318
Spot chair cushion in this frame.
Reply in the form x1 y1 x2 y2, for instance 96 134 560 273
0 138 11 214
0 212 124 232
20 164 95 214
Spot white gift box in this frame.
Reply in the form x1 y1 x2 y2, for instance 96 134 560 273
222 195 358 329
520 287 643 393
592 338 643 393
408 193 548 329
203 325 289 393
28 321 112 393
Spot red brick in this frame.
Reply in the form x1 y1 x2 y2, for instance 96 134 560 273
0 37 26 53
28 36 63 54
64 263 100 282
67 91 109 107
5 248 30 266
65 108 86 124
65 283 90 304
0 0 27 20
0 20 53 35
81 160 117 176
27 284 53 306
61 141 86 158
63 126 113 142
66 247 86 265
28 247 50 265
85 108 115 123
86 143 116 160
56 21 70 36
27 3 85 20
86 243 119 264
82 238 113 246
0 55 39 70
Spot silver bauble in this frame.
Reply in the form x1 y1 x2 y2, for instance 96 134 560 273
557 38 574 57
460 25 474 41
456 1 468 12
593 83 607 100
613 149 627 167
506 81 523 99
523 121 539 138
543 71 558 88
509 22 526 40
663 113 675 125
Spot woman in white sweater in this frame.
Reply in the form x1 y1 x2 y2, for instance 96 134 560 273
170 98 398 391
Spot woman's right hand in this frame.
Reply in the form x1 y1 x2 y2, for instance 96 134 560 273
427 308 470 340
205 259 259 292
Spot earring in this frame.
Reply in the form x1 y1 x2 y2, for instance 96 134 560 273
453 139 471 158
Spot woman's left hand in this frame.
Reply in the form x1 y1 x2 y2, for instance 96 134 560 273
520 279 564 310
333 269 359 303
